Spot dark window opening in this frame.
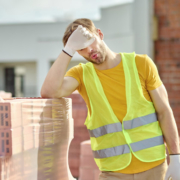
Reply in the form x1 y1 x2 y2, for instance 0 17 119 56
6 140 9 145
2 140 4 152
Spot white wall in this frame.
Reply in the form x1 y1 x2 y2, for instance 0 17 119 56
0 0 154 97
100 2 134 53
132 0 154 56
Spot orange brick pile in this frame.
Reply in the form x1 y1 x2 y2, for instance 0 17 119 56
0 97 75 180
67 92 89 177
79 140 100 180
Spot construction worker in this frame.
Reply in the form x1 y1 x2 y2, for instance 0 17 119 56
41 18 180 180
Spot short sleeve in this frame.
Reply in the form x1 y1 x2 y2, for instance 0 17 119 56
144 55 162 90
135 54 163 91
65 64 83 91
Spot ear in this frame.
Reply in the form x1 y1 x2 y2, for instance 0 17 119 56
96 29 104 40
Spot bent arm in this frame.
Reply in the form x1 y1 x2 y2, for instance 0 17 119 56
41 51 79 98
41 25 95 98
149 84 180 154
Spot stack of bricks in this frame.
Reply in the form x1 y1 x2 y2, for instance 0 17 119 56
67 91 90 178
0 97 75 180
79 140 100 180
154 0 180 134
0 91 12 99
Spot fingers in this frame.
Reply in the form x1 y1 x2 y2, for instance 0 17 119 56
77 25 83 30
77 25 93 40
165 172 172 180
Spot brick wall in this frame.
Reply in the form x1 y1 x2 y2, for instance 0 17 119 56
67 91 89 178
154 0 180 133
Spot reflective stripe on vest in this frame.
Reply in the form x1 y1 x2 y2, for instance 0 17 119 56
124 113 157 130
89 122 122 138
130 135 164 152
88 113 157 138
93 135 164 159
93 144 130 159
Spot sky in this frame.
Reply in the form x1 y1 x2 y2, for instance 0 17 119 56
0 0 133 24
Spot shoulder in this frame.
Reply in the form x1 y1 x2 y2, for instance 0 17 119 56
67 63 83 73
123 53 149 67
65 64 83 76
134 53 162 90
65 63 83 86
135 54 158 74
135 53 149 65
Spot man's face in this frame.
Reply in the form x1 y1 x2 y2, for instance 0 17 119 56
76 30 106 65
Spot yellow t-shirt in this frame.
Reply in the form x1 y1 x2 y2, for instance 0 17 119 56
65 54 165 174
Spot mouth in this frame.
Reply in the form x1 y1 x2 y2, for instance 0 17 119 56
90 53 98 59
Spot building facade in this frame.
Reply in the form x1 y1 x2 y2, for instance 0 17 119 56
0 0 154 97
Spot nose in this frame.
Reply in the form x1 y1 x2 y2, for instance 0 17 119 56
86 46 93 55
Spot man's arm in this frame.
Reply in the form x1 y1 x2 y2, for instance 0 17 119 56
148 84 180 154
41 51 79 98
41 25 95 98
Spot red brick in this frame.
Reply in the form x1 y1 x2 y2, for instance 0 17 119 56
67 92 90 177
69 168 79 178
80 140 93 156
73 108 87 117
80 155 98 169
69 156 80 169
94 169 101 180
79 168 95 180
68 93 86 105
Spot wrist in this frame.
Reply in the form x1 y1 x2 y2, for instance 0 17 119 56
169 153 180 155
169 154 180 163
63 45 76 57
62 50 73 58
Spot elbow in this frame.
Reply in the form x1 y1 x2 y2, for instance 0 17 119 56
40 86 52 98
41 93 49 98
40 87 61 99
41 91 54 98
40 89 49 98
157 107 173 121
157 106 173 116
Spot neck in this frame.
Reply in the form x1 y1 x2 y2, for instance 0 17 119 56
94 43 121 70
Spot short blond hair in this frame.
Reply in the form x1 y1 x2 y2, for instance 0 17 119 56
62 18 98 47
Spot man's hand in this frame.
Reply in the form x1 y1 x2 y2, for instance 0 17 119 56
164 155 180 180
63 25 95 57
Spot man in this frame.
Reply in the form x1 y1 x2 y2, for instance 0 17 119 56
41 18 180 180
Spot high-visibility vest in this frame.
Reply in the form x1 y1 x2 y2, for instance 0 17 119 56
81 52 166 171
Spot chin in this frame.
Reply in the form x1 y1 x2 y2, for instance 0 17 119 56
85 57 104 65
96 60 104 65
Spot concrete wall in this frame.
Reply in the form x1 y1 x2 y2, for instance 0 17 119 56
99 3 134 53
132 0 154 56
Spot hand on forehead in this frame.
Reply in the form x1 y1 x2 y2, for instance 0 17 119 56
77 25 94 40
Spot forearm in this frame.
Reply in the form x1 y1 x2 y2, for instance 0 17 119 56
41 51 71 97
158 108 180 154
